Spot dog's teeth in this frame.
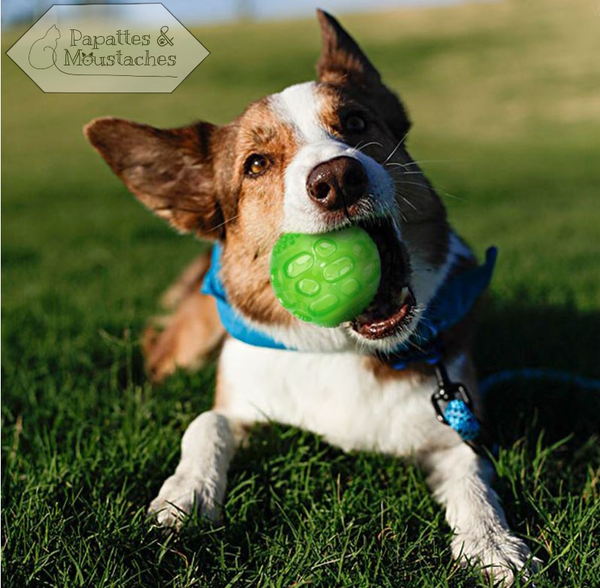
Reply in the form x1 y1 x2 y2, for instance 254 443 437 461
399 286 409 304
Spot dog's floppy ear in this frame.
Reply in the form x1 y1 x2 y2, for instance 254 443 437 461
85 117 224 240
316 10 410 137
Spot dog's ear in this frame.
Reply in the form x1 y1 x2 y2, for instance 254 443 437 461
316 10 410 137
316 9 381 87
85 117 224 240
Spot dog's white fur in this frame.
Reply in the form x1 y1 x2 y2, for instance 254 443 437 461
150 343 534 582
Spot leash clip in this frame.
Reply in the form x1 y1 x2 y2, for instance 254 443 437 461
430 362 473 424
430 361 482 445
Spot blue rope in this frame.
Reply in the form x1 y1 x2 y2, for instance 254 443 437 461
479 368 600 396
444 399 480 442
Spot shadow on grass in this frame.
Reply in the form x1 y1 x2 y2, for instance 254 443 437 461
479 298 600 447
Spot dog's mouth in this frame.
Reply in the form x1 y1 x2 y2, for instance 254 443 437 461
351 218 416 340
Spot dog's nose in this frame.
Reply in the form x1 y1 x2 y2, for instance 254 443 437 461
307 156 368 212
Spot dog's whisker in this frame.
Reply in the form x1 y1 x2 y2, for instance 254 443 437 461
403 159 458 167
387 167 465 202
382 131 409 165
400 196 419 212
210 213 240 231
392 180 429 190
389 197 408 223
384 162 410 170
355 140 383 152
154 205 240 232
438 190 465 202
387 167 424 177
154 204 204 215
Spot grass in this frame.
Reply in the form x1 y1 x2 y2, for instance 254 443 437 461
2 0 600 585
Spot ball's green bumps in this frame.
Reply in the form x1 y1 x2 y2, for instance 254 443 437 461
270 226 381 327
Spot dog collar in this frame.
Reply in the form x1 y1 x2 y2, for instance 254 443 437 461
201 243 497 453
201 243 497 366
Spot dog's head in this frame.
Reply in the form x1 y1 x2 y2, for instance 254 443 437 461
86 10 451 354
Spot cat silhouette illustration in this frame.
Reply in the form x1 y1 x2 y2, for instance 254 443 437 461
28 25 61 70
82 52 95 66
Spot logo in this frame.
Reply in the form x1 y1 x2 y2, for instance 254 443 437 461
7 4 209 93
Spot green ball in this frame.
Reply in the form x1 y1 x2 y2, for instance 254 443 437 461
270 226 381 327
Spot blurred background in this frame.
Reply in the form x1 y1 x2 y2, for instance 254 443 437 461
3 0 600 585
3 0 599 314
3 0 474 27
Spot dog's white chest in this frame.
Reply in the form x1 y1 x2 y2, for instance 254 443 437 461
218 339 450 454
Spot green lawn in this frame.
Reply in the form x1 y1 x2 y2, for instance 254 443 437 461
2 0 599 586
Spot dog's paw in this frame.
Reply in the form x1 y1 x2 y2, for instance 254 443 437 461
453 531 540 586
148 472 223 529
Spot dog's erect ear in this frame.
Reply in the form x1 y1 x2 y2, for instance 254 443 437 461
316 9 381 86
316 10 411 138
85 117 224 240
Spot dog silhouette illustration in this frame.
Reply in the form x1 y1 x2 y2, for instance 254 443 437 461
28 25 60 70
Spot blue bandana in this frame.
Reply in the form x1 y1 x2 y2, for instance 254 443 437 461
201 243 497 367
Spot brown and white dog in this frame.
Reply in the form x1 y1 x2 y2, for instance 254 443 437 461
86 11 536 584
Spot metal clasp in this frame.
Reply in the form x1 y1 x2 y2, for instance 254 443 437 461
430 361 473 425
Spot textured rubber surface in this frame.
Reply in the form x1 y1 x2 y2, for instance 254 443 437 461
270 226 381 327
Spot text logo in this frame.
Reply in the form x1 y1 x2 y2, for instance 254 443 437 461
7 4 209 93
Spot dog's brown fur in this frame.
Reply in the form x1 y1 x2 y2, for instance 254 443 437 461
141 249 225 381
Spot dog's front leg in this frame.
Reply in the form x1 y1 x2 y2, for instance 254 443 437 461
148 410 244 528
422 442 537 585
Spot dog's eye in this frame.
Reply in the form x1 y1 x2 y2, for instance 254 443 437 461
343 113 367 134
244 154 271 177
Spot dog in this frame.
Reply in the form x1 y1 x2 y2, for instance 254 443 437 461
85 10 537 584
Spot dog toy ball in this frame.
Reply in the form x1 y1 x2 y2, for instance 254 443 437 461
270 226 381 327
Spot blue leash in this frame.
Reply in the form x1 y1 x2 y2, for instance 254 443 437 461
480 368 600 396
435 367 600 455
